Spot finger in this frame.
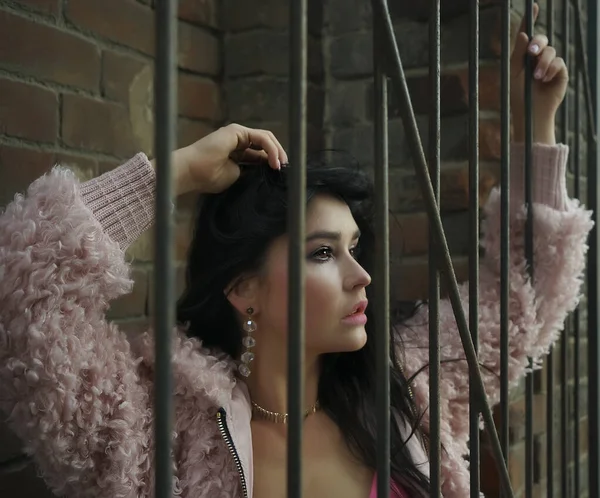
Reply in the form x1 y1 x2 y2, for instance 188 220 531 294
533 46 556 80
246 129 281 170
511 32 530 77
517 2 539 34
266 131 289 164
542 57 567 83
528 34 548 56
240 149 269 163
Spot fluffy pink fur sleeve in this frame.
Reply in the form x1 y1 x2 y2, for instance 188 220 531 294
399 143 594 495
0 154 157 497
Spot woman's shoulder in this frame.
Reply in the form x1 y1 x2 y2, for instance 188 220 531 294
130 326 238 410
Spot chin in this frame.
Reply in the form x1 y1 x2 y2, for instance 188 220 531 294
334 327 368 353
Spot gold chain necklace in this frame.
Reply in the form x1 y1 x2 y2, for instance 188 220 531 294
251 400 320 424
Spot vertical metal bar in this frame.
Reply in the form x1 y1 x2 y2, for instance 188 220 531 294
573 55 582 498
574 0 598 140
524 3 535 498
373 15 390 498
153 0 177 497
587 0 600 496
500 0 511 492
468 0 480 496
287 0 307 496
428 0 441 494
561 0 570 495
369 2 515 495
545 3 555 496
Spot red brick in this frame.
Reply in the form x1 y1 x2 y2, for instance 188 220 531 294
62 94 138 157
178 0 217 27
102 51 150 102
389 163 499 213
0 145 54 207
223 0 289 31
0 11 100 91
389 255 468 301
389 0 503 21
0 79 58 142
178 74 221 121
479 119 502 161
405 65 501 117
389 212 429 257
453 65 502 112
178 22 220 75
14 0 59 14
66 0 154 55
447 119 503 163
177 118 215 149
508 394 548 443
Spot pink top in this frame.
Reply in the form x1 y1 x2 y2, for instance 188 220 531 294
370 474 408 497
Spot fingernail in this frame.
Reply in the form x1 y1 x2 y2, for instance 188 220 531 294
530 44 540 54
281 162 289 168
535 68 544 79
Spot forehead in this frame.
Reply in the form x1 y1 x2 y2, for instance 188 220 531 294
306 194 359 234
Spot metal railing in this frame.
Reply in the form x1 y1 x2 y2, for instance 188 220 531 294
1 1 598 497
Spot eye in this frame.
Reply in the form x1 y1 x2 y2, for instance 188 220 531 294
350 244 361 260
311 246 334 262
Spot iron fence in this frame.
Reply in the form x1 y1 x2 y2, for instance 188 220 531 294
1 0 598 497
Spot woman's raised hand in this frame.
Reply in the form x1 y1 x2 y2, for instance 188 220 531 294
169 124 288 195
510 4 568 144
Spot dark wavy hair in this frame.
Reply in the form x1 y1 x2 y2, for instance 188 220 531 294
176 155 431 495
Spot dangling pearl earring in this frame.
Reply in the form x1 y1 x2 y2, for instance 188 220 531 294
238 307 256 378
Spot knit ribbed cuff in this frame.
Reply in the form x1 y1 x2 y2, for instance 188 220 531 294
80 153 156 250
509 143 569 213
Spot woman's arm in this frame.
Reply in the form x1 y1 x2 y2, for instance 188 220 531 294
395 7 587 495
400 139 592 429
0 155 156 497
0 125 287 497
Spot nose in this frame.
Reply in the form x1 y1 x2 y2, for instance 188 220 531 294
344 259 372 291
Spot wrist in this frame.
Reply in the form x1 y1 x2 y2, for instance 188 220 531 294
173 147 195 196
149 149 193 197
512 115 556 145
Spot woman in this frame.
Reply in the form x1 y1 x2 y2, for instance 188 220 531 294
0 7 592 498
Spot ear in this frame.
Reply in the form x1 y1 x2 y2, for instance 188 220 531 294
225 275 260 315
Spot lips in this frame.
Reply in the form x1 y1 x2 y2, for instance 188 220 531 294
344 299 368 317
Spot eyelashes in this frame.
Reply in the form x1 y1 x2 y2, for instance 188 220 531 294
309 245 361 262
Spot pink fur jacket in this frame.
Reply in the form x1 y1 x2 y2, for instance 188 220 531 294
0 143 593 497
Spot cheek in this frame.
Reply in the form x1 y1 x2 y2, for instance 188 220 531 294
304 267 340 331
262 262 341 334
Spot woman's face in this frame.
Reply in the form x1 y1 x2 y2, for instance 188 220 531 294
254 194 372 355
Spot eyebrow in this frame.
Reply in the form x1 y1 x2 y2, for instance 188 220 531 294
305 229 361 242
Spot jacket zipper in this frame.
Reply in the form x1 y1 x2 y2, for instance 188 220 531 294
216 408 249 498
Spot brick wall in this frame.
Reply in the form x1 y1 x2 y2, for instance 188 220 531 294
222 0 326 152
0 0 221 496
